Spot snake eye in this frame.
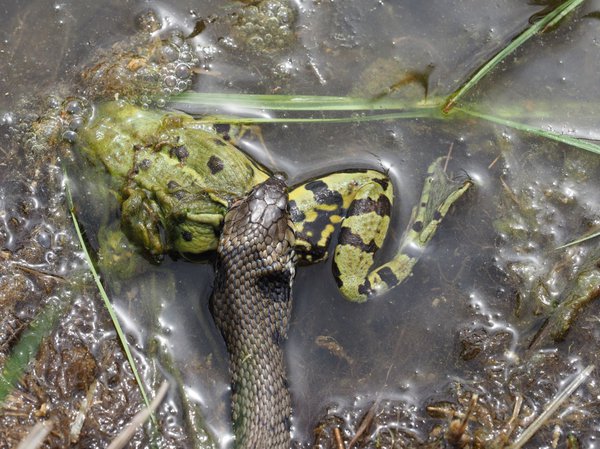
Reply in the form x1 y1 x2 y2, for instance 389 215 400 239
273 172 288 182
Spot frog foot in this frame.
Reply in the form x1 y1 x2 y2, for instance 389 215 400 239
365 157 472 298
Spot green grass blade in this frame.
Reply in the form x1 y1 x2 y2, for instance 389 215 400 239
190 109 442 125
175 92 599 154
442 0 587 113
171 92 443 111
64 175 155 423
556 230 600 249
544 0 587 30
458 107 600 155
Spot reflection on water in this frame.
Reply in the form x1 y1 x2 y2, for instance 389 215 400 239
1 0 600 447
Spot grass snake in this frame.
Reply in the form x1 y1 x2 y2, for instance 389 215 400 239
210 176 296 449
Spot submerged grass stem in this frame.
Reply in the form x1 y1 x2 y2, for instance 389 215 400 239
65 175 155 423
556 230 600 249
457 108 600 155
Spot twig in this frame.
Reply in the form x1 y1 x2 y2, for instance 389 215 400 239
70 380 98 443
333 427 346 449
499 176 521 207
13 263 66 282
347 401 378 449
447 393 478 445
488 154 501 170
444 142 454 172
506 394 523 437
15 421 53 449
494 394 523 446
106 380 169 449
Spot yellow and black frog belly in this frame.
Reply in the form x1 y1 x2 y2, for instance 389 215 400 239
77 100 472 302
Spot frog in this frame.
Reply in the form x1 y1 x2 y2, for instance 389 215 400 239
76 100 472 302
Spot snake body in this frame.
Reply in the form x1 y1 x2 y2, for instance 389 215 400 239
210 176 296 449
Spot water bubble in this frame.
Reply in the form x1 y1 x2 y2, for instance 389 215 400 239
164 75 177 88
275 60 294 75
248 36 264 48
179 51 192 62
161 44 179 63
46 96 61 109
277 8 291 22
218 36 236 49
169 31 185 47
267 17 279 28
231 0 296 53
135 9 162 33
1 112 15 126
246 6 259 17
65 100 83 115
45 251 58 264
36 230 52 249
135 67 160 83
69 117 84 131
62 130 77 143
175 64 191 79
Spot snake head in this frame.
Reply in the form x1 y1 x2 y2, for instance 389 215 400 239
220 176 296 273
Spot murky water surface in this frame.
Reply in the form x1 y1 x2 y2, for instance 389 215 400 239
1 1 600 448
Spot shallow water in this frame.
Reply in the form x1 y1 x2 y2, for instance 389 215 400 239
1 1 600 448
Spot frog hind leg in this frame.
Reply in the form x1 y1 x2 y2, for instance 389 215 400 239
120 188 167 261
290 159 472 303
331 174 395 301
366 157 472 299
289 170 394 299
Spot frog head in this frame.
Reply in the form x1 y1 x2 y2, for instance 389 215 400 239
76 101 270 260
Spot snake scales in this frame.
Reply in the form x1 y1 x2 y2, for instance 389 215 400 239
210 176 296 449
